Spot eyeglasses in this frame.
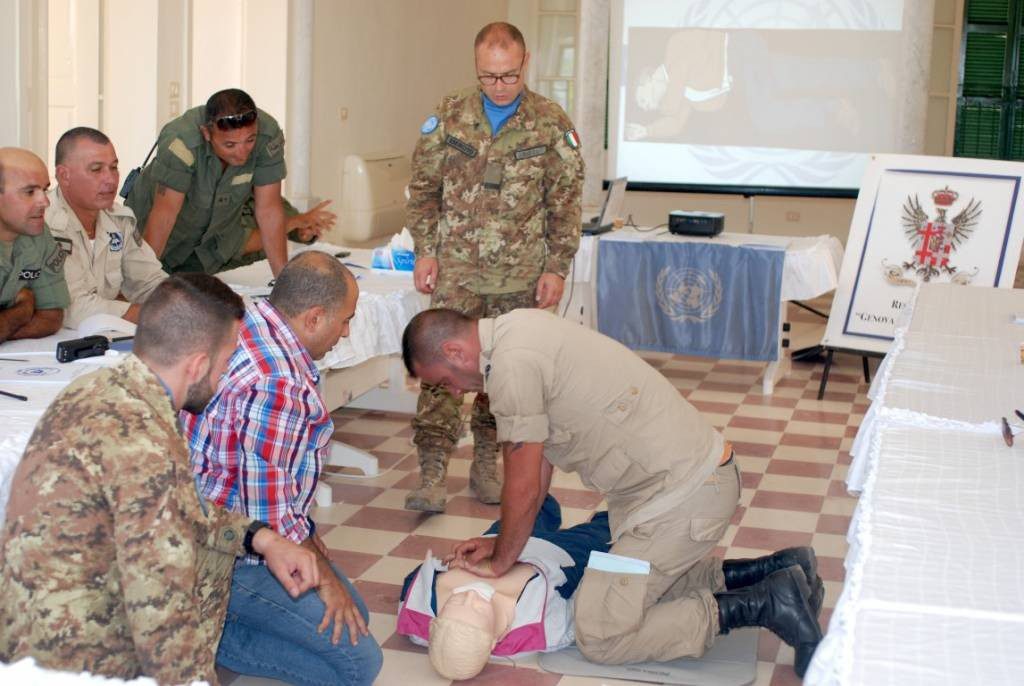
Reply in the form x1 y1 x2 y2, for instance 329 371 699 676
1001 409 1024 446
477 58 525 86
214 110 257 131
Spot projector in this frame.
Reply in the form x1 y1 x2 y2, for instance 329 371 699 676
668 211 725 237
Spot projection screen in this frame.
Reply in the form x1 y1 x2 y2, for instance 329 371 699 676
608 0 935 197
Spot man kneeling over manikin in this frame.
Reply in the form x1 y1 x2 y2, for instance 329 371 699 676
397 495 610 679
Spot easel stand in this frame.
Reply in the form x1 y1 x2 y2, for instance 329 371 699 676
817 346 885 400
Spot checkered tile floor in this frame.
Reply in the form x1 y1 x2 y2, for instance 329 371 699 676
221 301 868 686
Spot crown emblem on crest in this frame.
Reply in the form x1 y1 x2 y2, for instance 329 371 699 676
932 186 958 207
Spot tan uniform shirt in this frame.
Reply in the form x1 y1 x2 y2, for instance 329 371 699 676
45 187 167 328
0 355 250 685
479 310 724 540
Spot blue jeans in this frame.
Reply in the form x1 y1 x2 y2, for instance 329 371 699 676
217 562 383 686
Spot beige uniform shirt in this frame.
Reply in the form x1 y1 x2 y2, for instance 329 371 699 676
479 310 724 541
45 187 167 328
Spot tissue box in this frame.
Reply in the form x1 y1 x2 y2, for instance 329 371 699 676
371 246 415 272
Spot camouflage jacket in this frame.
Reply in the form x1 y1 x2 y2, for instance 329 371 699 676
407 87 584 294
0 355 251 685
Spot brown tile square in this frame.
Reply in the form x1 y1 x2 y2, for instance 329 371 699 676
792 409 849 425
730 505 746 526
770 663 804 686
766 459 834 479
388 533 463 560
382 630 428 653
332 431 389 450
773 377 807 389
828 480 855 498
351 579 403 614
690 399 741 415
744 394 799 408
461 663 562 685
375 450 410 470
320 483 385 506
816 514 852 535
729 415 789 432
758 630 782 661
805 389 856 403
343 506 431 533
750 490 825 513
327 550 382 579
779 433 843 450
740 471 763 490
732 440 777 458
441 495 502 519
844 425 860 438
698 381 752 394
731 526 813 551
816 555 846 583
661 367 707 380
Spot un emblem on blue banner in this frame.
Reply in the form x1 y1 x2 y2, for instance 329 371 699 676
656 267 723 322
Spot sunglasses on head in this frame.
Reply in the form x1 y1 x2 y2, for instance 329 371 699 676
214 110 257 131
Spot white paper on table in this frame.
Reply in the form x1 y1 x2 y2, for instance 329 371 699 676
77 313 136 338
0 359 91 385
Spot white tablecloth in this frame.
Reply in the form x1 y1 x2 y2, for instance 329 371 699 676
575 229 844 302
807 282 1024 686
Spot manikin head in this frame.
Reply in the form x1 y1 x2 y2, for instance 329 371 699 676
401 308 484 396
201 88 260 168
267 251 359 361
429 581 506 680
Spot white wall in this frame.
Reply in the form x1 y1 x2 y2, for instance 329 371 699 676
191 0 287 129
1 0 48 157
309 0 510 210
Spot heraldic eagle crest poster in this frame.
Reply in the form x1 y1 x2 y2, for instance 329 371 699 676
824 154 1024 354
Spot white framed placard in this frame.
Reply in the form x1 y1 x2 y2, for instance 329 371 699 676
824 154 1024 354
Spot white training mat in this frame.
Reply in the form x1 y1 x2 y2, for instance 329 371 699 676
538 628 758 685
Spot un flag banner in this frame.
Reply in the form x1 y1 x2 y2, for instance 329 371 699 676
597 240 785 361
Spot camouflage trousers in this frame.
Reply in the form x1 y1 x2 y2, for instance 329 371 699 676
412 283 537 455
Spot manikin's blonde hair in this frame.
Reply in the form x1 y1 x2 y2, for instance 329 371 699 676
428 616 495 680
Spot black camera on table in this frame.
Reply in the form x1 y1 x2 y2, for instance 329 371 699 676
56 335 110 363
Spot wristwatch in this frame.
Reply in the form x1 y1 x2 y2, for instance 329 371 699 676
243 520 271 556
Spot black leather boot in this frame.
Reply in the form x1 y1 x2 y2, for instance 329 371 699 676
723 547 818 590
723 547 825 618
715 565 822 677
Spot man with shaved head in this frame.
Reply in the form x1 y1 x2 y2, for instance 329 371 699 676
0 147 69 342
405 21 584 512
184 251 382 685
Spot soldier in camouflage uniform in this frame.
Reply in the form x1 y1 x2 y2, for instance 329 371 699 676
0 148 70 342
405 22 584 512
125 88 290 276
0 274 318 685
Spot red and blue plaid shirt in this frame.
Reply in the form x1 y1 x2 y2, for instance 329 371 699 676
183 299 333 565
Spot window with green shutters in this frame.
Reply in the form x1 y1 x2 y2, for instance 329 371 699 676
955 0 1024 158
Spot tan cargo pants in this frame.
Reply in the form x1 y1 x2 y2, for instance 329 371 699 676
574 457 741 664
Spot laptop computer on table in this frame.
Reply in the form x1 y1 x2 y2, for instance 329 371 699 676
582 177 628 235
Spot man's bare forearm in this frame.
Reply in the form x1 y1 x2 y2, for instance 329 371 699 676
9 309 63 340
491 442 547 574
0 302 33 342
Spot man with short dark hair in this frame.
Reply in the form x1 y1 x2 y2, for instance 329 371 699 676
0 274 320 684
402 307 824 677
184 251 382 685
405 21 584 512
125 88 290 275
0 147 69 342
47 126 167 327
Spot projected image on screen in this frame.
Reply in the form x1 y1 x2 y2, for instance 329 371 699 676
624 29 896 152
609 0 930 193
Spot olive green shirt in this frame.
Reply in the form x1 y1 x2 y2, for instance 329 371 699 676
407 87 584 294
0 228 71 311
125 105 287 274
